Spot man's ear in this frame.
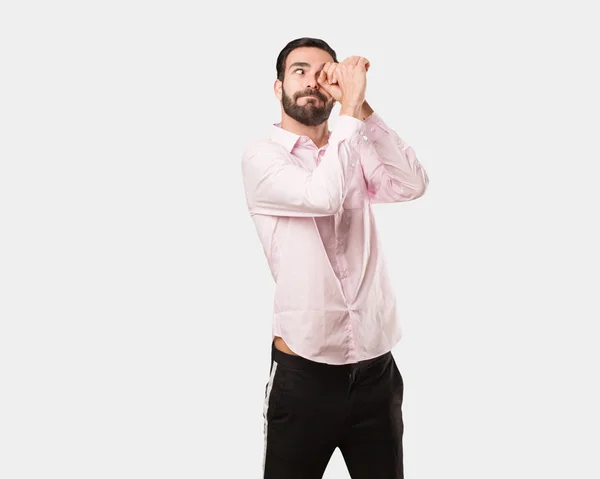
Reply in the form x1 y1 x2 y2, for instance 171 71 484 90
274 79 282 101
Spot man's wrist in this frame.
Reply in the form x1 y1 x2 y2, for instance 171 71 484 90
340 102 363 119
360 100 374 120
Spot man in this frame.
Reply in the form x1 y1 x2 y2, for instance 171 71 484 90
241 37 429 478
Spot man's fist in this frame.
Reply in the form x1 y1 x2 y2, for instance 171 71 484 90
341 55 370 72
317 57 369 108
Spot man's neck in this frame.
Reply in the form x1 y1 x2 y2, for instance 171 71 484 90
280 114 330 149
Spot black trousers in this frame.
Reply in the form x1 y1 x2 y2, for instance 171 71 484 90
262 341 404 478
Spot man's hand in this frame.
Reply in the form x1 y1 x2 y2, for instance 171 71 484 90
317 62 342 102
317 56 369 119
341 56 370 72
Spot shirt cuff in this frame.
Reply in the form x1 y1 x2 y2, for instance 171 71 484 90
364 112 390 142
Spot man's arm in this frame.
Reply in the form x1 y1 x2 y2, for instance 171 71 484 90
241 116 363 217
358 100 429 203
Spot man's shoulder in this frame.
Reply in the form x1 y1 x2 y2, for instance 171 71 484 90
242 137 286 161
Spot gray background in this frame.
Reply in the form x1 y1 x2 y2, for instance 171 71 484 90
1 0 598 478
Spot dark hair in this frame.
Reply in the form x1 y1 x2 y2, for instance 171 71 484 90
276 37 338 81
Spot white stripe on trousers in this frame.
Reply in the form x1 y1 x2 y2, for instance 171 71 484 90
262 360 278 475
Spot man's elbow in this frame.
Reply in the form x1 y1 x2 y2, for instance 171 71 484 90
409 175 428 200
389 175 428 201
319 196 344 215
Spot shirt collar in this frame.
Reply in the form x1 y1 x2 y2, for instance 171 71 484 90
270 123 300 153
270 123 332 153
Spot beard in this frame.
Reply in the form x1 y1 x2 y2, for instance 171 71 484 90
281 85 335 126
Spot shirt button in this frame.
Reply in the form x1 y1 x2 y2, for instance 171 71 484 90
370 127 376 132
362 135 368 142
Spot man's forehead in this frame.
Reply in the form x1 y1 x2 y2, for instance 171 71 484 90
286 48 333 68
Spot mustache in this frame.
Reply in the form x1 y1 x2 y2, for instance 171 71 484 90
295 89 327 102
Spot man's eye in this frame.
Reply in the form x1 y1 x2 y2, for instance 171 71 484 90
294 68 304 74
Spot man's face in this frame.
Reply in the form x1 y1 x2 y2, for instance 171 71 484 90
278 47 336 126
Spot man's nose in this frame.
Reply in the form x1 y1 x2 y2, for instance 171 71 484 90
305 74 319 90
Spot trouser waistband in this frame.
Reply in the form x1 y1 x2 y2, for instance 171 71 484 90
270 340 391 374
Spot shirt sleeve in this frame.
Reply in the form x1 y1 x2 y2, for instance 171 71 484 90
359 112 429 203
242 115 365 217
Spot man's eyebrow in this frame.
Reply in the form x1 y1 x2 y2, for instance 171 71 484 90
288 62 311 71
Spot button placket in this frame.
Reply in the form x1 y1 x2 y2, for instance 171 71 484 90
316 149 325 165
336 247 349 281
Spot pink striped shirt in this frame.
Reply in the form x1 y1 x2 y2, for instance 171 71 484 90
241 112 428 364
